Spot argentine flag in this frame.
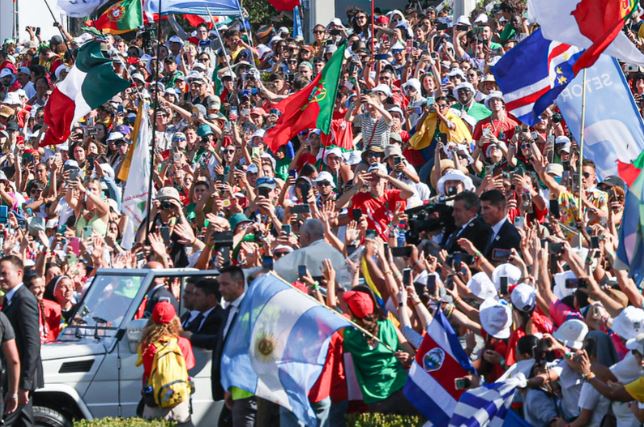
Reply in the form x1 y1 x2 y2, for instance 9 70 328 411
221 273 351 424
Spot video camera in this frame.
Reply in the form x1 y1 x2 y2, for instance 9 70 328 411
405 199 455 245
533 338 557 366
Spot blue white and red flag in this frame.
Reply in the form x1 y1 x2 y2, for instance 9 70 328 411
403 309 475 425
491 29 583 126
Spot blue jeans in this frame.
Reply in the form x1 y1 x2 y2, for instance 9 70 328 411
279 397 331 427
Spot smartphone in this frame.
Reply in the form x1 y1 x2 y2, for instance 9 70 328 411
160 225 171 244
346 244 357 256
291 204 311 214
514 216 525 230
565 278 579 289
212 231 234 249
69 237 81 256
591 236 600 249
454 377 471 390
402 268 412 286
69 168 81 181
0 206 7 224
452 251 463 269
262 255 274 270
499 276 509 296
365 229 377 240
282 224 291 235
298 265 307 279
288 169 297 179
455 24 469 31
257 187 271 198
492 248 511 263
393 156 402 166
427 274 437 295
391 246 412 257
374 53 389 60
549 199 560 218
549 242 564 256
352 208 362 222
485 165 495 176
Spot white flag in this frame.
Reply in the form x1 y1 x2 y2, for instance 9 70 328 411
57 0 108 17
121 104 151 250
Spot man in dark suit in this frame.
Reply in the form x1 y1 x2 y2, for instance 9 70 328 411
181 278 224 350
0 255 44 426
480 190 522 262
212 266 256 427
142 261 179 318
442 191 493 254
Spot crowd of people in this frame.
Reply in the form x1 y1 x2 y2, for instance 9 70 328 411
0 0 643 425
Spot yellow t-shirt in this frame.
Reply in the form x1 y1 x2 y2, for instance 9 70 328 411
625 377 644 402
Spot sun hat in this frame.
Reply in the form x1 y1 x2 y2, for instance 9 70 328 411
155 186 181 202
491 263 522 291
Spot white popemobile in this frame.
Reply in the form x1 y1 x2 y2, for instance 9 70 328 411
33 268 223 427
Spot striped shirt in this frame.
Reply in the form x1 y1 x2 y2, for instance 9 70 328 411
358 113 391 147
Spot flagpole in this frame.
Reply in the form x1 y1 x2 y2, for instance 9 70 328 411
370 0 375 57
42 0 74 58
269 272 398 354
578 69 587 221
145 0 162 244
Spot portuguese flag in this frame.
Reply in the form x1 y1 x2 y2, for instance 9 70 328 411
618 150 644 187
90 0 142 35
264 43 347 152
43 41 130 146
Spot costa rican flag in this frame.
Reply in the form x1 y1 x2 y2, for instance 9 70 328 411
491 29 583 126
403 310 475 425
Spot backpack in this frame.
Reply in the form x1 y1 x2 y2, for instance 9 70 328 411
147 338 191 408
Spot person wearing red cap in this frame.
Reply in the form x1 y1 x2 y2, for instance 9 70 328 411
342 287 418 415
136 301 195 424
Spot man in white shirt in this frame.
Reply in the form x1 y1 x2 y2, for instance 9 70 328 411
274 219 347 283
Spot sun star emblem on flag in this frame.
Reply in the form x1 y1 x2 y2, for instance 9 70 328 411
300 84 327 111
108 5 126 22
255 334 276 360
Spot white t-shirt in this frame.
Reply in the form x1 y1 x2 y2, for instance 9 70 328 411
578 381 611 427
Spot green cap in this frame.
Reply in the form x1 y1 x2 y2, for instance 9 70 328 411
197 123 213 137
228 213 252 232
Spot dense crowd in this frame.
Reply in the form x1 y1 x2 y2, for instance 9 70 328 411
0 0 643 426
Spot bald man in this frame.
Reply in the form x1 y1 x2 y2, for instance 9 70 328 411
142 261 179 318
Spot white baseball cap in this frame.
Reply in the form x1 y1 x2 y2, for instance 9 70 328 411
511 283 537 312
484 91 504 108
372 84 392 97
314 171 336 188
480 298 512 339
492 263 522 291
467 272 497 300
553 319 588 350
553 271 577 300
611 306 644 340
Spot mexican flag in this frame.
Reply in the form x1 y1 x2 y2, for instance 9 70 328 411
43 40 130 146
89 0 143 35
264 43 346 152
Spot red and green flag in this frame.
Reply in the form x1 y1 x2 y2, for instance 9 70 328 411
264 43 347 153
89 0 142 35
43 40 130 146
618 150 644 187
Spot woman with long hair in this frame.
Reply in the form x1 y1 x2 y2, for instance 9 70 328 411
137 301 195 425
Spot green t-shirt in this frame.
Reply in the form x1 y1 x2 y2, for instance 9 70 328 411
343 320 407 403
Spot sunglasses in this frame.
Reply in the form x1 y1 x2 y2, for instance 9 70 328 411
316 181 332 187
314 30 325 34
582 172 592 178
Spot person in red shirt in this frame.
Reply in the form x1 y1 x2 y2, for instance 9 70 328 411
136 301 195 424
339 163 415 239
472 91 519 152
26 276 61 343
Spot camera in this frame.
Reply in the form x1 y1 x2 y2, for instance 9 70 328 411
405 202 454 245
160 200 173 210
533 338 557 365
